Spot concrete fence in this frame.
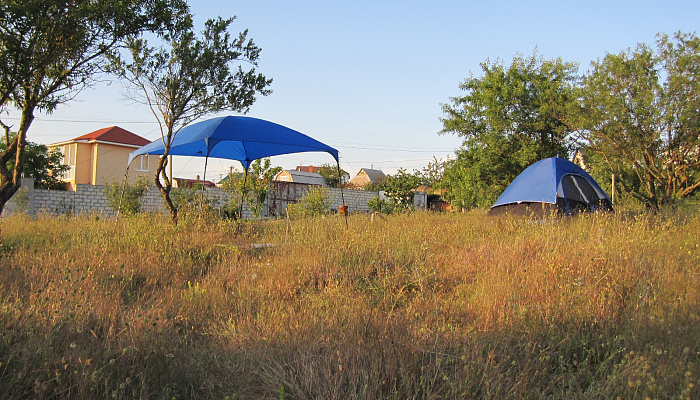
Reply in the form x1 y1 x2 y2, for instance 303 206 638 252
3 178 379 218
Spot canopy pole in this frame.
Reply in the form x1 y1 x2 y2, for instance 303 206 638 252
115 165 131 225
200 155 210 219
239 163 249 220
337 159 348 228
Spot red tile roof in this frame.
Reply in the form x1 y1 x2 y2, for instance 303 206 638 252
72 126 151 147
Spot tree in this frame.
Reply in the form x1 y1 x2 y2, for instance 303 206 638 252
113 15 272 223
367 196 395 214
0 135 68 190
219 158 281 218
22 143 69 190
170 186 222 221
316 163 349 188
239 158 282 217
218 169 245 218
0 0 187 215
440 52 578 209
570 32 700 208
415 157 446 188
437 149 504 209
382 168 421 212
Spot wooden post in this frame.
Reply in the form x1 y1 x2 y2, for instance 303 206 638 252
611 173 616 205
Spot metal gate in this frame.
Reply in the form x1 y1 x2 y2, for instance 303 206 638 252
267 181 318 217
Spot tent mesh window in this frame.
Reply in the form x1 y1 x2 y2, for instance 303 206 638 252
557 174 612 214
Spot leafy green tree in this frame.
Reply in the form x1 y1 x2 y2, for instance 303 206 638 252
223 158 281 218
570 32 700 208
316 163 349 188
112 15 272 223
0 135 68 190
415 157 446 188
382 168 421 212
440 51 577 209
0 0 187 215
218 170 245 218
437 149 502 209
367 196 395 214
363 181 386 192
170 186 221 221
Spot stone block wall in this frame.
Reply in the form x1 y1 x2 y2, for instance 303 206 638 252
328 187 378 213
3 179 380 218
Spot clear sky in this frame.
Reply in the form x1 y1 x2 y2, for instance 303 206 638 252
5 0 699 182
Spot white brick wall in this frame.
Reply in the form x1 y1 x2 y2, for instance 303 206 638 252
3 179 380 218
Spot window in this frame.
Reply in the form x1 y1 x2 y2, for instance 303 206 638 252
59 144 76 179
135 155 149 172
59 144 76 166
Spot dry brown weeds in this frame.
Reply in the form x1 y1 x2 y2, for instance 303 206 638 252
0 210 698 399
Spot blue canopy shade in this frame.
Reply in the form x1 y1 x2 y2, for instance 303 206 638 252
492 157 611 208
127 116 339 170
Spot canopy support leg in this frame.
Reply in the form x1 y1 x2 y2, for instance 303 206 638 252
239 165 249 220
337 159 348 228
199 155 210 219
115 166 130 225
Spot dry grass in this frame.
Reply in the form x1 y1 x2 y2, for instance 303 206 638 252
0 209 698 399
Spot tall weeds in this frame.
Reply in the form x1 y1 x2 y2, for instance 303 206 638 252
0 210 697 399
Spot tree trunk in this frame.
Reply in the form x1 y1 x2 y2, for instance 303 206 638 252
0 110 33 215
154 155 178 224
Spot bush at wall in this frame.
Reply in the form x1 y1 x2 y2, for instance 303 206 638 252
103 177 149 216
287 186 331 218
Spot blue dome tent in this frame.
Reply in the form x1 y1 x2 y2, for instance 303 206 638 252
488 157 613 216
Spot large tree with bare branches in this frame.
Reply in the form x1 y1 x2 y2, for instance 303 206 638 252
0 0 188 214
570 32 700 208
112 16 272 223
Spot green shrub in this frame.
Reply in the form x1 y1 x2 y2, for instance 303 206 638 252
104 176 149 216
287 186 331 218
171 186 221 221
368 195 394 214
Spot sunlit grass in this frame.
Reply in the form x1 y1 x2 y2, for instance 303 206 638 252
0 209 698 398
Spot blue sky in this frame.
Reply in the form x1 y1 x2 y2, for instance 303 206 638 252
6 0 699 181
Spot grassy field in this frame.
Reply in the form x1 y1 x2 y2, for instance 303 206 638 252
0 209 698 399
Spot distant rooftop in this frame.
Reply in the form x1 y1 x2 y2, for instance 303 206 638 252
69 126 151 147
275 170 327 186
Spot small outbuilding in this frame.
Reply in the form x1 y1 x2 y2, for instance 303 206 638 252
274 170 327 186
349 168 386 188
174 176 217 188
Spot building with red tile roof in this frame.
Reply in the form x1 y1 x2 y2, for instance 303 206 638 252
48 126 157 190
70 126 152 147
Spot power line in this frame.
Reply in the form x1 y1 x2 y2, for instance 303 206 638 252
336 144 454 153
1 116 156 124
332 140 456 152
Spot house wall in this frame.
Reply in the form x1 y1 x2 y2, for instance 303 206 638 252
125 153 157 185
349 171 370 187
94 143 156 186
3 179 380 218
48 142 157 191
75 142 93 186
